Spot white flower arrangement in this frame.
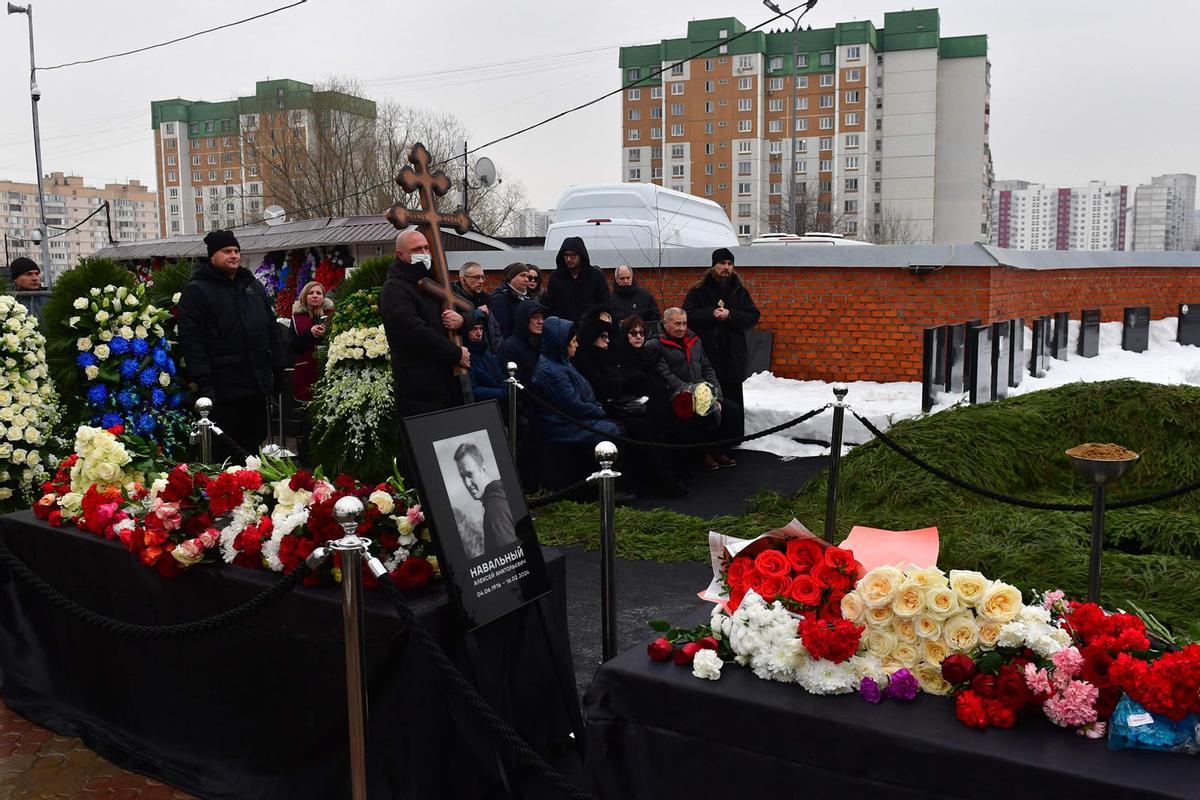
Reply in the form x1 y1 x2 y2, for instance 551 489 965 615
68 425 135 494
325 325 389 369
0 296 61 507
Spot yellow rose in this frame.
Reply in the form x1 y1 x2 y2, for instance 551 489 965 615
890 642 920 668
914 661 953 696
367 490 394 515
864 629 898 659
921 638 950 665
840 591 865 624
943 614 980 652
915 615 942 640
978 621 1003 649
924 586 961 621
978 581 1023 625
948 569 990 608
891 583 925 618
906 566 949 590
857 565 903 609
866 605 894 627
893 616 918 644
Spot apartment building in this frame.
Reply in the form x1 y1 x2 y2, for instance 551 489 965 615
1132 173 1196 251
991 180 1132 251
150 79 376 237
2 172 157 281
513 208 555 238
618 9 992 244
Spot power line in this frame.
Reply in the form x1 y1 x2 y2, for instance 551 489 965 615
40 0 308 71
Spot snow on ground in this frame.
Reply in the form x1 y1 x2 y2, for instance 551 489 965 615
741 318 1200 459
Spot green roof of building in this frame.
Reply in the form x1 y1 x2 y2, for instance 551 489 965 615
939 34 988 59
150 79 376 130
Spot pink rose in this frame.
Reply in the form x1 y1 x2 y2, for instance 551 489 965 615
311 480 334 504
198 528 220 549
154 500 183 531
171 539 206 566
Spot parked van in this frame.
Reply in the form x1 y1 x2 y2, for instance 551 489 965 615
545 183 738 254
750 232 874 246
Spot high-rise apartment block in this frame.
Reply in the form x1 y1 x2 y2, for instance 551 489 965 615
1 172 157 281
991 180 1132 251
1132 173 1196 251
150 79 375 237
618 9 992 244
513 208 555 238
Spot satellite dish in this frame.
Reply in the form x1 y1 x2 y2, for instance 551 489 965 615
474 157 498 187
263 205 287 226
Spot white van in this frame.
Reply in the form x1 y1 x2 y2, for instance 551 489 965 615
750 232 874 246
545 183 738 254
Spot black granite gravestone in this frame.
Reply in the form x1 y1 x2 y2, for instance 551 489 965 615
962 320 983 393
743 329 774 379
1078 309 1100 358
921 326 945 413
1122 306 1150 352
967 324 993 404
1051 312 1070 360
1008 319 1025 388
1179 303 1200 347
1029 318 1048 378
990 321 1010 401
943 323 966 393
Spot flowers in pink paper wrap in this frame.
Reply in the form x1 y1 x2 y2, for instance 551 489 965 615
1043 680 1099 728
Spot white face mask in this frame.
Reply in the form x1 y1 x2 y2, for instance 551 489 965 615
411 253 432 270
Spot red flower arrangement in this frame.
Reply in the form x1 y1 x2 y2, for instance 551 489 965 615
1063 601 1149 652
1110 644 1200 721
722 532 861 618
798 615 863 664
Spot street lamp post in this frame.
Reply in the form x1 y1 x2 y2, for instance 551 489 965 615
764 1 818 235
8 2 53 284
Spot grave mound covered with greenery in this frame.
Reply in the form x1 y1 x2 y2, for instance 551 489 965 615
536 380 1200 633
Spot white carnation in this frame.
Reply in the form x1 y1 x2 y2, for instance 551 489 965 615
692 649 723 681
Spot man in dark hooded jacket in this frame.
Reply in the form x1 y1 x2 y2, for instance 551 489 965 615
178 229 287 461
610 265 661 327
543 236 609 322
496 300 547 384
682 247 760 439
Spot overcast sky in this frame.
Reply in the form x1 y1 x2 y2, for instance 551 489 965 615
0 0 1196 211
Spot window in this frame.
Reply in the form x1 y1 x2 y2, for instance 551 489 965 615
701 101 711 113
844 200 858 213
845 134 860 148
845 112 860 126
768 98 783 112
628 108 641 121
819 181 832 193
848 68 861 82
738 98 752 112
737 202 751 217
819 116 833 129
874 160 882 173
845 90 861 104
845 156 860 169
672 82 684 95
845 178 859 192
651 106 662 118
819 159 833 172
626 69 640 82
737 182 751 195
819 95 833 108
738 224 751 236
191 155 201 166
208 171 217 181
170 221 181 233
248 165 258 177
875 118 883 131
795 96 808 110
769 182 782 194
194 200 203 212
874 138 882 152
737 119 752 132
795 76 808 89
223 152 233 164
704 122 714 134
651 127 662 139
190 123 200 134
651 167 663 179
163 122 176 135
208 154 217 165
846 46 862 60
671 144 685 158
165 138 176 150
705 163 714 175
166 155 177 166
719 45 728 54
768 119 783 132
820 74 834 87
796 54 808 68
704 80 714 92
705 59 713 72
876 97 883 109
769 159 781 172
226 185 236 197
795 140 808 153
207 138 215 147
846 220 858 234
168 188 178 198
224 169 234 180
820 52 833 66
650 86 663 99
737 56 753 71
204 121 214 133
874 181 882 194
628 129 641 141
670 124 684 137
719 28 728 38
704 143 714 155
627 88 641 100
671 165 685 177
193 186 203 197
670 103 683 116
768 56 782 71
628 148 641 163
874 202 882 213
795 117 808 131
796 160 807 173
671 63 684 76
738 77 753 90
737 160 752 176
628 168 642 180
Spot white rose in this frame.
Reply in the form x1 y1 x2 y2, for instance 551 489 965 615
89 287 100 297
0 488 11 501
93 344 110 360
857 565 904 609
126 295 139 307
135 326 148 339
85 365 100 380
159 372 171 387
924 586 961 621
93 462 122 484
942 614 980 652
25 450 40 466
77 337 93 351
948 570 990 608
891 582 926 619
73 297 89 310
119 326 135 339
368 490 394 515
23 428 37 444
914 661 953 696
99 330 113 342
10 448 26 464
978 582 1023 625
692 649 723 681
95 310 110 323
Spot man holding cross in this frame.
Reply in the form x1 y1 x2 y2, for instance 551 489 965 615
381 228 471 417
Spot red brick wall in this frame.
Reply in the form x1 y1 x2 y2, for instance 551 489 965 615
485 265 1200 382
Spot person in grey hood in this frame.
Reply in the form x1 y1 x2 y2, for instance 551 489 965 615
543 236 609 323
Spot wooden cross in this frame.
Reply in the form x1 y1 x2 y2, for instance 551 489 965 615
386 142 477 387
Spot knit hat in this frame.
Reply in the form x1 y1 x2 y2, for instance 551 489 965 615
9 257 38 282
711 247 735 267
204 229 240 258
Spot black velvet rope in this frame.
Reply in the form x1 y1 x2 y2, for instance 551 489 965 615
528 477 595 509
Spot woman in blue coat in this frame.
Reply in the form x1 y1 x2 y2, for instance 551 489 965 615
531 317 620 445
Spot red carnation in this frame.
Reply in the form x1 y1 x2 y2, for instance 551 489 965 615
799 615 863 664
754 548 791 579
785 537 824 574
647 637 673 662
288 470 316 492
969 673 996 698
1080 645 1115 689
984 698 1017 728
954 690 990 728
392 556 434 590
673 641 702 665
234 470 263 491
788 574 823 608
941 653 976 686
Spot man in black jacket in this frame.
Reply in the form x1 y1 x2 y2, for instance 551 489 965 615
610 265 661 328
177 230 287 461
543 236 608 322
682 247 760 440
380 228 470 418
452 260 500 348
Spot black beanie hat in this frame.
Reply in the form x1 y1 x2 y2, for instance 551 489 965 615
9 257 39 282
711 247 735 267
204 229 241 259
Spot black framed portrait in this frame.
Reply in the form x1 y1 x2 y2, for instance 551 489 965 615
402 401 551 631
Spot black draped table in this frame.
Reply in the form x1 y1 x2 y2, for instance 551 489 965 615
583 627 1200 800
0 511 577 800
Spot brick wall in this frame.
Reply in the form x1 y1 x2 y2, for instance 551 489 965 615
485 265 1200 382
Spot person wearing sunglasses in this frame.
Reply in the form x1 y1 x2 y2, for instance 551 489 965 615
525 264 545 302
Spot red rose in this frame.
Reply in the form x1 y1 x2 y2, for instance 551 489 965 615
47 509 62 527
754 548 791 579
392 556 434 590
743 569 766 592
788 574 823 608
821 589 848 620
785 538 824 574
698 636 719 651
106 424 125 436
969 673 996 698
647 637 673 662
1081 645 1115 689
812 562 853 591
758 575 788 602
954 690 990 728
673 641 702 665
822 546 857 574
995 665 1031 711
727 587 747 613
725 557 753 589
941 653 977 686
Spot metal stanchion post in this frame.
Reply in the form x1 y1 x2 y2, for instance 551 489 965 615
327 496 387 800
505 361 519 458
824 383 849 543
587 441 621 662
1068 447 1138 604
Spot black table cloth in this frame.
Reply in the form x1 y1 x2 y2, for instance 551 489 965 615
584 627 1200 800
0 511 577 800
